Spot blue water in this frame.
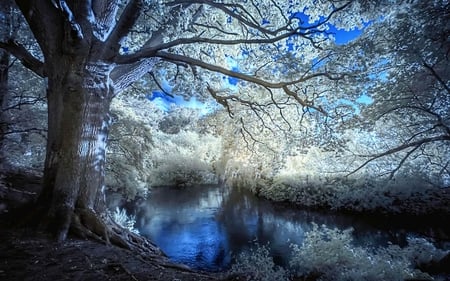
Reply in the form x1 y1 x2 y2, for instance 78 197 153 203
113 185 412 271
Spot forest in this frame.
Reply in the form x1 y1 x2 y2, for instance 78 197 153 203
0 0 449 280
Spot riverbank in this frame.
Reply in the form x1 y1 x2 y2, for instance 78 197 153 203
0 171 234 281
2 171 450 280
0 223 221 281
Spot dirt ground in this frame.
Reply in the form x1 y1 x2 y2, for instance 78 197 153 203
0 171 238 281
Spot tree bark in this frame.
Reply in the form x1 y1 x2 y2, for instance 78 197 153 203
34 54 161 256
33 56 113 240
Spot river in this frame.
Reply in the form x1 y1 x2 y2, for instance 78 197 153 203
107 184 435 271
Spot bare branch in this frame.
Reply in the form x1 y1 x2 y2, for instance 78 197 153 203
2 95 46 111
378 105 450 136
1 127 47 138
388 145 420 179
347 135 450 177
149 72 174 98
422 60 450 94
154 51 348 112
101 0 144 60
0 39 45 77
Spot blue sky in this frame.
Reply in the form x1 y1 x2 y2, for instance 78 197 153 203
328 25 363 45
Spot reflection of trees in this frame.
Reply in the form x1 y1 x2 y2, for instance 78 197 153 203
216 187 261 248
217 186 407 251
216 186 296 252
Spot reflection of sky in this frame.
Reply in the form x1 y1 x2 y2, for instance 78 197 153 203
131 185 399 271
147 217 230 270
136 186 310 270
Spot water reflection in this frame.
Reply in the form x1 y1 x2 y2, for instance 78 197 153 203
116 185 406 271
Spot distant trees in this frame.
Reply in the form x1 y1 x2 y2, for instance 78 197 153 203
106 95 221 199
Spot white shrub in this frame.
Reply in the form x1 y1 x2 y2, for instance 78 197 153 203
110 207 139 234
229 244 289 281
289 224 437 281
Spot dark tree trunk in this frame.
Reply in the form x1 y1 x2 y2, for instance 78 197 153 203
38 59 113 241
34 51 160 255
6 0 162 255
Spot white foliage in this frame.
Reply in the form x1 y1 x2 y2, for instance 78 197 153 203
106 95 222 199
229 244 289 281
289 224 437 281
110 207 139 234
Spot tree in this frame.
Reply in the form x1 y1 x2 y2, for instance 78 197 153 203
0 0 370 247
344 1 450 182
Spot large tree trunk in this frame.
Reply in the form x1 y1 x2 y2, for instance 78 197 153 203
34 58 160 255
8 0 162 255
39 60 112 241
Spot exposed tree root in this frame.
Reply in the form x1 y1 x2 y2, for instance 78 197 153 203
70 207 165 258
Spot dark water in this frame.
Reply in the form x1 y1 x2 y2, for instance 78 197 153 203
110 185 421 271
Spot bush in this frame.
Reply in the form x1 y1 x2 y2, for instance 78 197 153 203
229 243 289 281
110 207 139 234
289 224 437 281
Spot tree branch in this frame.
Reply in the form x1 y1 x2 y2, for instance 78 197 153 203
1 127 47 138
422 60 450 94
0 39 45 77
101 0 143 60
52 0 84 40
347 135 450 177
110 57 160 94
153 51 348 112
115 29 305 63
169 0 351 34
378 105 450 136
90 0 121 41
116 1 352 64
388 145 420 180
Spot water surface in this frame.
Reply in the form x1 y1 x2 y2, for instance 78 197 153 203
117 185 411 271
